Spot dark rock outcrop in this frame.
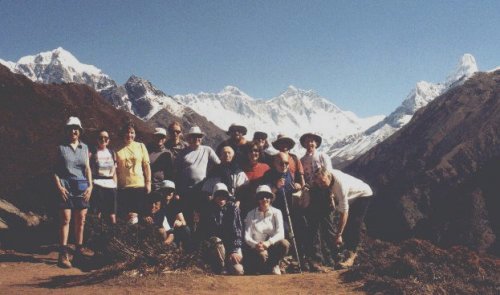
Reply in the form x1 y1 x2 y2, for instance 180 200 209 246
346 70 500 254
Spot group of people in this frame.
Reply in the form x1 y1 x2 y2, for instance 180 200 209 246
54 116 373 275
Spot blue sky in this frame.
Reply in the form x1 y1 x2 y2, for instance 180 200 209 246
1 0 499 117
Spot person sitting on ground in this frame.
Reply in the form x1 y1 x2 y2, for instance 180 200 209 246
165 121 187 160
252 131 275 165
261 152 307 264
239 142 270 216
54 117 93 268
90 129 118 225
200 183 244 275
155 180 193 251
142 192 175 246
115 122 152 224
175 126 220 229
299 132 333 186
244 185 290 275
216 124 248 166
202 145 249 208
271 134 305 188
148 127 174 191
313 167 373 268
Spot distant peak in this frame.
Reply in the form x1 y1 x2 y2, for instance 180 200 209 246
221 85 242 94
446 53 478 85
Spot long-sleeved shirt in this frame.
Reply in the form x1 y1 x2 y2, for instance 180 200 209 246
244 206 284 248
202 201 243 253
330 169 373 213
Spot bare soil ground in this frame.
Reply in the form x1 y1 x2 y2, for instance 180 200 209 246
0 250 364 294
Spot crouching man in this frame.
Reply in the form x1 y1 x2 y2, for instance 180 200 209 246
201 183 244 275
142 192 175 246
244 185 290 275
313 167 373 268
156 180 193 251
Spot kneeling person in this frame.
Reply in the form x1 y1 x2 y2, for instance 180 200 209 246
201 183 244 275
244 185 290 275
157 180 193 251
143 193 174 245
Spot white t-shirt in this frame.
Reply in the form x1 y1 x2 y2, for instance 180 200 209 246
92 148 117 189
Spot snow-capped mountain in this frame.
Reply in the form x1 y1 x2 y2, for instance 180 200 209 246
0 47 187 120
0 47 116 92
328 54 479 166
173 85 384 151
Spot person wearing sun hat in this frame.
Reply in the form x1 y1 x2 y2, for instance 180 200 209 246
201 183 244 275
147 127 175 192
216 123 248 166
271 134 305 188
54 116 93 268
299 132 333 186
175 126 221 228
244 185 290 275
253 131 276 165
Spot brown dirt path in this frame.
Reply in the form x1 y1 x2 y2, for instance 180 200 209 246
0 251 365 294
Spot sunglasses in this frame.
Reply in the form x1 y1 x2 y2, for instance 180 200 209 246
257 194 272 200
278 161 289 166
99 136 109 141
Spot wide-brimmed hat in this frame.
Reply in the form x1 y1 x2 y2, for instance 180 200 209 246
256 185 275 201
213 183 230 198
227 124 247 136
272 134 295 150
187 126 205 137
158 180 175 191
66 116 83 131
154 127 167 137
299 133 322 148
253 131 268 140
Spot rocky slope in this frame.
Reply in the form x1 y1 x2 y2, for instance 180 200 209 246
345 69 500 254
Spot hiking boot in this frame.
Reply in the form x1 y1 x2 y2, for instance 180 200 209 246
57 252 72 268
338 251 357 269
271 265 281 275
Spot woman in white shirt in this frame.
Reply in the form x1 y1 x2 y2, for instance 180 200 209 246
244 185 290 275
90 129 118 224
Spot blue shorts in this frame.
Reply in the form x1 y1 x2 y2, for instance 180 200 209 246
60 197 90 210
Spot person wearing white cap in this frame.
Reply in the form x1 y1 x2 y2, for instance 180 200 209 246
244 185 290 275
154 180 193 251
54 116 93 268
147 127 174 191
299 132 333 186
311 167 373 269
201 183 244 275
175 126 220 226
142 186 175 246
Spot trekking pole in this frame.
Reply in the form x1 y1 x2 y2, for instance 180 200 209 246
281 178 302 273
